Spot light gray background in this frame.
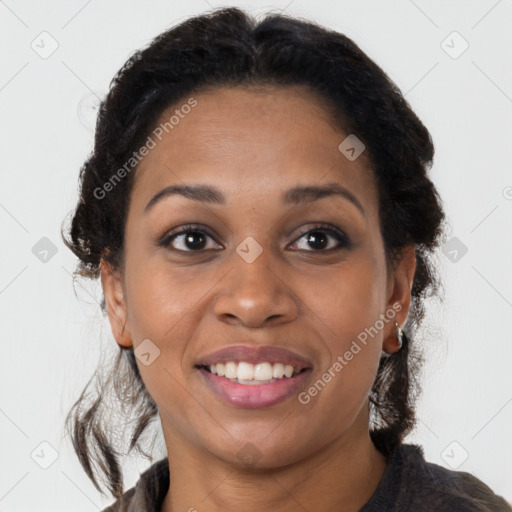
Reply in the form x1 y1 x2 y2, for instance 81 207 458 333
1 0 511 510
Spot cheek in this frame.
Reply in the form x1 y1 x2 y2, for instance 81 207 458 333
122 260 210 391
300 256 386 344
124 257 211 339
296 256 385 403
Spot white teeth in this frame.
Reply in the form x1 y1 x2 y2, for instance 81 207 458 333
216 363 225 377
284 364 294 378
237 362 254 380
273 363 284 379
225 362 237 379
254 362 273 381
206 361 303 382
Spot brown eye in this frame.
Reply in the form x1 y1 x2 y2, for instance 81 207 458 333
305 231 329 250
289 224 351 252
159 225 222 252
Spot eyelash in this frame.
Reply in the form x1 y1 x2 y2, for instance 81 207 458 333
159 223 351 253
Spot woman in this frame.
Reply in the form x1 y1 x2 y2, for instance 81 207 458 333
63 7 512 512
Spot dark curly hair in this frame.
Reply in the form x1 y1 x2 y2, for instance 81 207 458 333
62 6 446 499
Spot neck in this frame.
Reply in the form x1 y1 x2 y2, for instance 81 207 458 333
161 412 387 512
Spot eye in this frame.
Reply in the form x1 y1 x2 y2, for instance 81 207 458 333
288 223 351 252
159 224 222 252
159 223 350 253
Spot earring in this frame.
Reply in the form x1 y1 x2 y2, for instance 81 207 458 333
396 321 403 349
381 321 404 358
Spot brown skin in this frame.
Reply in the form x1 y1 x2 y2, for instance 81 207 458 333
101 86 416 511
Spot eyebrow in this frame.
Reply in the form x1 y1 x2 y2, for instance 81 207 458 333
144 182 365 216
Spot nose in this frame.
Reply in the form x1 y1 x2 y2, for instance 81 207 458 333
212 247 299 328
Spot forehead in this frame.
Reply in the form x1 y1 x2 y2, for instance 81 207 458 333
131 85 378 213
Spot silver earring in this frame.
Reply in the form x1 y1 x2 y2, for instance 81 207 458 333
381 322 404 358
396 321 403 349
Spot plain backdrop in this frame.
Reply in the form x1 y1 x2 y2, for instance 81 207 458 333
1 0 511 510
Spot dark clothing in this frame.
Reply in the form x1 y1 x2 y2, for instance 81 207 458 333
103 443 512 511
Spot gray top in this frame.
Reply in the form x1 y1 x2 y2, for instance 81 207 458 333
103 443 512 511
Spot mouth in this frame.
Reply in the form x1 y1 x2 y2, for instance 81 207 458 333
198 361 308 384
195 344 313 409
197 361 312 409
194 345 313 408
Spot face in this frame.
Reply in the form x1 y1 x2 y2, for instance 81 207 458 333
102 85 415 469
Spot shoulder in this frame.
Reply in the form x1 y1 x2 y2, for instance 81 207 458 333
400 444 511 511
101 457 169 512
362 443 512 512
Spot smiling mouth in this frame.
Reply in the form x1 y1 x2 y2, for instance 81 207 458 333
197 361 308 385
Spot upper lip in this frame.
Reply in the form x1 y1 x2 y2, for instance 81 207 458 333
195 345 313 371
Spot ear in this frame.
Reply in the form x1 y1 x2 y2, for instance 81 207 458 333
100 258 132 349
382 245 416 355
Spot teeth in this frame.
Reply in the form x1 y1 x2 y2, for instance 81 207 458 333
206 361 301 381
225 362 237 379
284 364 294 378
273 363 285 379
237 362 254 380
254 362 273 380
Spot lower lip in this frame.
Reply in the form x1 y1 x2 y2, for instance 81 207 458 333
198 368 312 409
